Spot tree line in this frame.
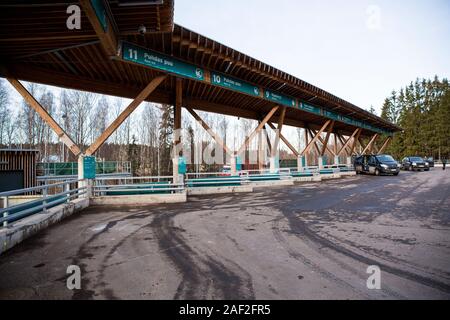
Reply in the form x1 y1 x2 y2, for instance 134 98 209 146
380 76 450 160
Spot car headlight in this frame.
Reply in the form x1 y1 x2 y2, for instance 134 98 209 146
425 162 429 166
397 163 401 167
381 164 388 169
412 162 417 166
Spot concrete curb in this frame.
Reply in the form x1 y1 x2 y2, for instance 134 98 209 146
293 176 322 183
0 198 89 255
90 193 187 205
187 185 253 195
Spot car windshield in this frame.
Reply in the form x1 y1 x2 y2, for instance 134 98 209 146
376 155 395 162
410 157 423 162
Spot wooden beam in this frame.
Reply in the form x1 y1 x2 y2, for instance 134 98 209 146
337 128 360 156
7 78 82 156
186 107 232 156
86 75 166 155
258 121 265 170
378 137 392 154
320 121 335 156
361 134 379 154
334 133 338 155
272 106 286 157
310 128 336 156
267 122 299 157
174 78 182 150
79 0 118 56
350 129 362 155
237 106 279 156
301 120 331 156
264 124 272 155
307 129 321 156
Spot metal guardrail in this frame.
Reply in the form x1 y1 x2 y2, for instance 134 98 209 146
0 179 87 228
1 165 356 228
92 176 185 196
37 161 131 177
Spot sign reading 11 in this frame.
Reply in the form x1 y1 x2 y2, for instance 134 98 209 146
128 48 138 60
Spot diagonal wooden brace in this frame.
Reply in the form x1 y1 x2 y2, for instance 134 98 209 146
7 78 82 156
237 106 279 156
186 107 233 157
86 75 166 155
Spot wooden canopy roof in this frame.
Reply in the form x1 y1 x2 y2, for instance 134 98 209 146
0 0 401 137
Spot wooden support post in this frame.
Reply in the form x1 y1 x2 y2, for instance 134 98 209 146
271 106 286 158
237 106 279 156
378 136 392 154
173 78 183 184
301 121 331 156
86 75 166 155
267 123 299 157
361 134 379 154
174 78 182 152
80 0 118 56
334 133 338 155
258 122 265 170
337 128 360 156
186 108 232 157
320 121 335 156
7 78 82 156
310 129 335 156
264 124 272 155
350 129 362 155
307 129 321 155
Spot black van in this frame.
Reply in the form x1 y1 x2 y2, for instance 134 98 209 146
354 154 400 176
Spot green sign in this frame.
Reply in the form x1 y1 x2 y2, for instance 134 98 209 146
83 156 96 179
178 157 187 175
300 103 322 115
91 0 107 31
122 42 205 81
323 110 340 121
120 40 394 135
211 72 260 97
264 90 297 108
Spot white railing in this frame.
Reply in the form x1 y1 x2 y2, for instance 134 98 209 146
0 179 87 228
92 176 184 196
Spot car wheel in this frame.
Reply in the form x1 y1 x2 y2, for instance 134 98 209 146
393 172 399 176
409 165 413 171
375 169 380 176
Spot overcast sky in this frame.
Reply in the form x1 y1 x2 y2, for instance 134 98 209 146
175 0 450 113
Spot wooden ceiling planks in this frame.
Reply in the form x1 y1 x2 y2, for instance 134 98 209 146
0 0 400 135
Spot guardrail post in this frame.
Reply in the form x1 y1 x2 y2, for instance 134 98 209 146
334 155 340 166
346 156 352 167
42 186 48 213
65 182 70 202
3 196 8 227
318 156 324 170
